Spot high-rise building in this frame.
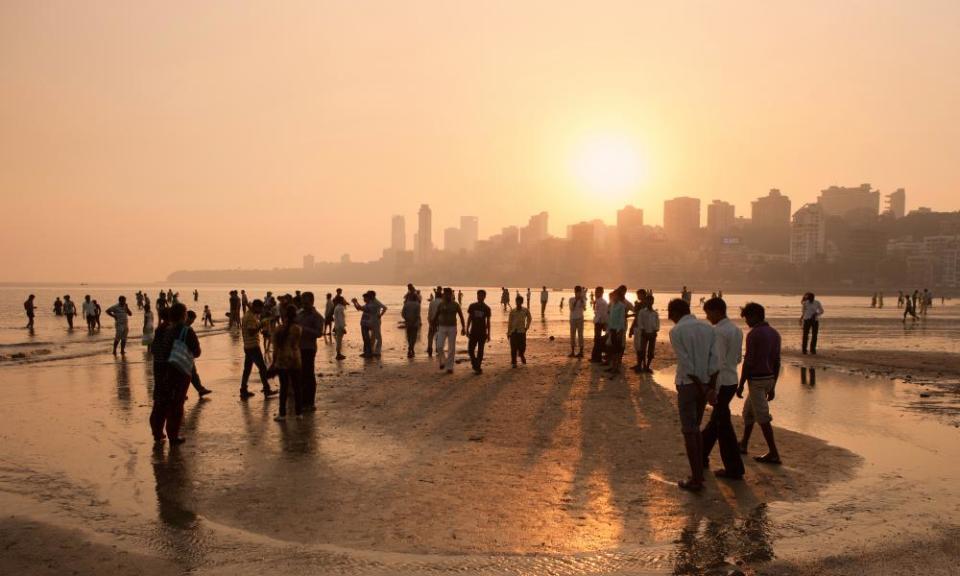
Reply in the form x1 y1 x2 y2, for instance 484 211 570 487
817 184 880 218
460 216 479 251
706 200 736 234
520 211 549 245
390 215 406 252
617 205 644 229
416 204 432 261
790 204 826 264
663 197 700 239
302 254 315 270
444 227 464 253
885 188 906 219
751 189 792 228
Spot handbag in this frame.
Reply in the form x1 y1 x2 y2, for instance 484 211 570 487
167 326 195 376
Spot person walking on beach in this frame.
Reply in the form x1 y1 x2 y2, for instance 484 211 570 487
333 295 347 360
667 297 719 492
23 295 37 330
507 295 533 366
142 300 155 346
681 286 692 306
568 286 587 358
539 286 549 318
800 292 823 355
323 293 335 336
149 303 200 446
466 290 492 374
701 297 746 480
435 288 465 374
500 287 510 311
93 300 102 329
426 286 442 357
402 290 422 359
636 295 660 373
106 296 133 356
351 292 376 358
903 293 919 322
240 300 278 400
185 311 212 397
368 291 388 357
63 295 77 330
271 305 303 421
591 287 609 364
738 302 782 465
296 292 323 412
82 295 97 333
202 305 214 327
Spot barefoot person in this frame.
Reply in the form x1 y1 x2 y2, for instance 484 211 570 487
435 288 465 374
271 305 303 422
637 295 660 373
466 290 492 374
240 300 278 400
800 292 823 355
507 295 532 367
23 295 37 330
668 298 719 492
401 287 422 358
149 303 200 446
567 286 587 358
332 295 347 360
426 286 442 357
701 297 746 480
82 295 97 333
738 302 782 465
106 296 133 355
590 287 609 364
539 286 549 318
295 292 323 412
62 295 77 330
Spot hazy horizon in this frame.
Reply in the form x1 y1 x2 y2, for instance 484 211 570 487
3 1 959 283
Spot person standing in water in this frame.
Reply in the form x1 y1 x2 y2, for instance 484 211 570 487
800 292 823 355
738 302 782 465
63 295 77 330
500 287 510 311
333 294 347 360
539 286 549 318
435 288 466 374
426 286 442 357
323 293 335 336
82 295 97 333
149 303 200 445
53 297 63 316
23 295 37 330
637 295 660 373
507 295 533 366
193 289 199 302
142 300 155 346
700 297 746 480
466 290 492 374
106 296 133 356
93 300 103 329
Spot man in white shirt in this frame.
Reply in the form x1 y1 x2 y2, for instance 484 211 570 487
539 286 549 318
637 294 660 373
82 295 98 334
668 298 719 492
700 297 746 480
590 287 609 364
568 286 587 358
332 296 347 360
800 292 824 355
106 296 133 356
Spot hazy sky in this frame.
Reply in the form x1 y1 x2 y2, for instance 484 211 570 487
2 1 959 282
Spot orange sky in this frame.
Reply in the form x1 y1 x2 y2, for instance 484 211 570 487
2 1 959 282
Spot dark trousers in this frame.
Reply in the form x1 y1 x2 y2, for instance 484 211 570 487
640 331 656 363
590 323 606 362
802 319 819 353
405 324 419 351
509 332 527 364
190 368 204 392
360 324 372 356
427 322 437 355
701 385 745 476
66 314 74 329
278 369 302 416
150 368 190 441
300 348 317 408
241 348 270 392
468 331 486 370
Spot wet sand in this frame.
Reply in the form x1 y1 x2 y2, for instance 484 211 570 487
1 325 958 575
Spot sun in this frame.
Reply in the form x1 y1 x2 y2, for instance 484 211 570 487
571 135 646 201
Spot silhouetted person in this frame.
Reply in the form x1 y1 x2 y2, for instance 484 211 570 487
323 292 335 335
800 292 823 355
141 300 154 346
240 300 278 400
500 287 510 311
606 286 629 374
93 299 102 329
738 302 782 465
184 311 212 397
296 292 323 412
193 289 199 302
568 286 587 358
229 290 241 328
53 297 63 316
466 290 492 374
23 294 36 330
426 286 442 357
401 289 422 358
539 286 549 318
202 305 214 327
62 295 77 330
271 304 303 421
668 297 719 492
150 303 200 446
701 297 745 480
82 295 97 333
636 295 660 373
332 295 347 360
106 296 133 355
590 287 608 364
507 295 532 366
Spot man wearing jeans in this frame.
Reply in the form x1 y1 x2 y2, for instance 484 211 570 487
567 286 587 358
668 298 719 492
701 297 745 480
466 290 492 374
738 302 782 465
800 292 823 355
435 288 465 374
240 300 278 400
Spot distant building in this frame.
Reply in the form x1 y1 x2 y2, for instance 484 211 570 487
617 205 644 229
887 235 960 288
460 216 479 251
520 211 549 245
444 227 464 253
416 204 432 261
751 189 792 228
391 215 406 252
790 204 826 264
707 200 736 234
884 188 906 219
340 253 351 264
302 254 315 270
818 184 880 218
663 197 700 240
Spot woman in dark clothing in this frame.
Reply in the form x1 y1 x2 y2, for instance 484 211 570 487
149 303 201 445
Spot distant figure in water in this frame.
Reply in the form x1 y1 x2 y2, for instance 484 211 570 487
323 293 335 336
193 289 199 302
241 289 249 314
62 295 77 330
799 292 823 355
106 296 133 356
540 286 549 318
93 300 103 329
426 286 442 357
332 295 347 360
229 290 241 328
738 302 782 466
149 303 200 446
53 297 63 316
903 293 919 322
83 295 97 333
24 295 37 330
500 287 510 311
141 300 154 346
870 293 877 308
202 305 214 327
457 290 463 306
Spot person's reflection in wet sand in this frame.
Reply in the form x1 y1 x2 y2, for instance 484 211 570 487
672 503 774 575
801 366 816 388
114 357 131 412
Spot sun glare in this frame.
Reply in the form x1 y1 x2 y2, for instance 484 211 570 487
572 135 646 201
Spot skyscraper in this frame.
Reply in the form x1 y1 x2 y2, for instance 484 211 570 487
706 200 736 234
663 197 700 240
790 204 826 264
444 227 464 252
616 205 644 229
817 184 880 218
885 188 906 219
460 216 479 251
521 211 549 245
390 215 406 252
416 204 432 261
751 189 792 228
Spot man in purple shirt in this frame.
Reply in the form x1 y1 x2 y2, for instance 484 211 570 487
737 302 782 464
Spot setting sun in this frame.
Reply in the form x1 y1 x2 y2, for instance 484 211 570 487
572 135 647 202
